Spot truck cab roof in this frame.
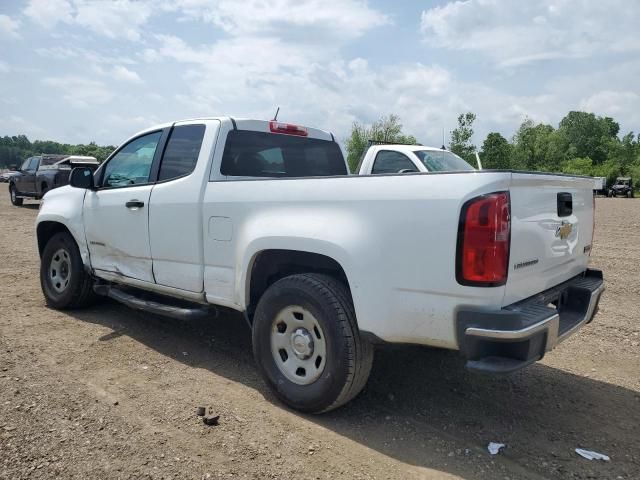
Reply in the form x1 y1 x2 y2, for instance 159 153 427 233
131 117 336 143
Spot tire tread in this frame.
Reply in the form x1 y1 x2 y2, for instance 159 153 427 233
282 273 373 412
41 232 97 309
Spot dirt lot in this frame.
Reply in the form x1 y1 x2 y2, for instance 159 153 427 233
0 185 638 480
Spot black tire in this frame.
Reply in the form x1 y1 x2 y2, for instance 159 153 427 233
627 191 633 198
40 231 97 309
252 273 373 413
9 183 23 206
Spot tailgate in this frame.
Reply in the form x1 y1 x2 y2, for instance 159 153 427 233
503 173 595 306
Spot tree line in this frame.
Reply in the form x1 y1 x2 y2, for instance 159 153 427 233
346 111 640 185
3 109 639 187
0 135 115 169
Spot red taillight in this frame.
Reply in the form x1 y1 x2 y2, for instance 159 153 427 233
269 121 308 136
456 192 510 286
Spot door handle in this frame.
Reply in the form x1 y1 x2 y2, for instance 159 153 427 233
125 200 145 209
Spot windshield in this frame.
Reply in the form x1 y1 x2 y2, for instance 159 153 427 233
414 150 474 172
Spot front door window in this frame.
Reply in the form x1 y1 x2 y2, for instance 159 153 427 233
102 132 162 188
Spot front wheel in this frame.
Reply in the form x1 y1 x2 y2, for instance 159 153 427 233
9 184 23 206
252 273 373 413
40 231 97 309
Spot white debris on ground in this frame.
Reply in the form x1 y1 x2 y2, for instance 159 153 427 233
575 448 610 461
487 442 505 455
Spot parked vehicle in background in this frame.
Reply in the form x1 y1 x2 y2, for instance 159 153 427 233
593 176 607 196
0 170 21 183
9 154 99 206
608 177 633 198
356 142 475 174
36 117 603 413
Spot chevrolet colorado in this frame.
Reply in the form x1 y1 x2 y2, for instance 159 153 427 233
36 117 604 413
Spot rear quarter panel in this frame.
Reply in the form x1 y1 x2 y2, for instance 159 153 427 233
203 172 512 348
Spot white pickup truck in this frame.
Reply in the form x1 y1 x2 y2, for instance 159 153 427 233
355 143 476 175
36 117 604 413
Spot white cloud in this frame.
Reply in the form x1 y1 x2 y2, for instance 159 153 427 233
111 65 143 84
24 0 73 28
43 76 114 108
0 14 20 38
24 0 152 41
74 0 153 41
421 0 640 67
169 0 388 40
9 0 640 148
580 91 640 117
139 48 161 63
0 115 47 138
151 34 457 143
0 61 10 73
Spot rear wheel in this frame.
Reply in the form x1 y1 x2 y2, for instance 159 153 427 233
40 231 97 309
252 273 373 413
9 183 23 206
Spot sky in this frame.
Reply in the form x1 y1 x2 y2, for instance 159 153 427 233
0 0 639 148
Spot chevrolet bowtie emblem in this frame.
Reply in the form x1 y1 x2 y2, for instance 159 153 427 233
556 221 573 240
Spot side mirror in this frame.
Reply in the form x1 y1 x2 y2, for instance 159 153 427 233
69 167 95 189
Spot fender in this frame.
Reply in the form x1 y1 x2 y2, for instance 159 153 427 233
36 186 90 266
240 236 355 308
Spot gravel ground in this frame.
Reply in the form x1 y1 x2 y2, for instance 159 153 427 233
0 185 638 480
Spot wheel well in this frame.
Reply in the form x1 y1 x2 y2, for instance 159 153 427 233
37 222 72 258
247 250 350 321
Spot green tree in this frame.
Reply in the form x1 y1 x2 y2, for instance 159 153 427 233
449 112 476 162
345 114 417 172
0 134 115 168
562 157 593 176
557 111 619 164
481 132 512 169
512 119 556 170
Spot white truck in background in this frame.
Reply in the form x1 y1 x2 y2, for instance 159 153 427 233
36 117 604 413
356 143 476 175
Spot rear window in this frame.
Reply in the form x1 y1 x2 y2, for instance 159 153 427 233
220 130 346 177
40 157 61 166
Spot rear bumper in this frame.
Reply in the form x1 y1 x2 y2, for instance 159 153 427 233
456 269 604 374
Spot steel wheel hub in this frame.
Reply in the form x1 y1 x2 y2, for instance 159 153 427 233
270 306 327 385
49 248 71 294
291 328 314 359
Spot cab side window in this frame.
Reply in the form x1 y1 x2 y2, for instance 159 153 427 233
371 151 417 174
102 131 162 188
20 158 31 170
158 124 206 181
28 157 40 171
